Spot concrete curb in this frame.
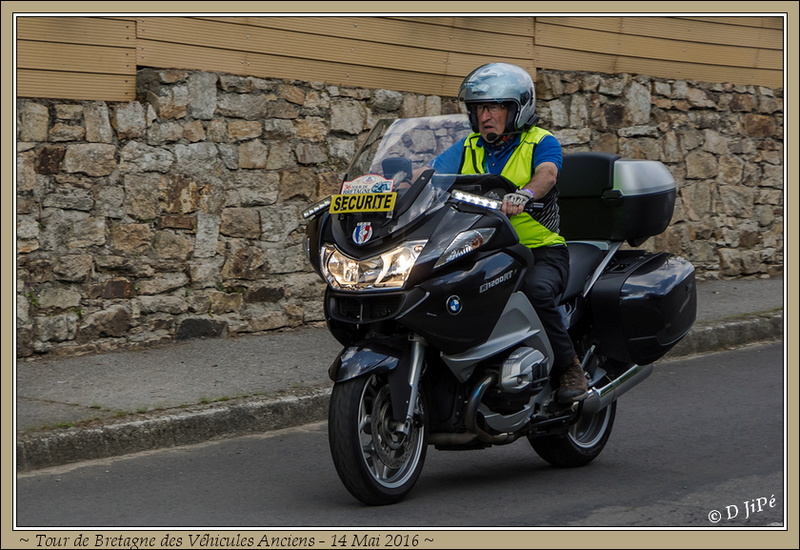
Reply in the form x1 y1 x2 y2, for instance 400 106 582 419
17 388 332 472
666 311 783 358
16 312 783 473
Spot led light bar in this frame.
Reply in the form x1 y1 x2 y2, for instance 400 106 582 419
301 197 332 219
451 189 502 210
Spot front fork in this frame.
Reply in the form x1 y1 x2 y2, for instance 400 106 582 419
395 334 426 437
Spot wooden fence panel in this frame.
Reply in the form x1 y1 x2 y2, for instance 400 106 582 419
679 15 784 30
18 41 135 75
16 16 136 48
136 39 467 96
539 16 783 49
534 16 783 89
535 22 782 70
198 16 534 58
15 15 783 102
15 16 137 101
136 16 534 96
390 15 535 36
16 69 136 101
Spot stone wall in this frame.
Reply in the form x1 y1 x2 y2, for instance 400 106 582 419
15 68 784 359
534 72 784 276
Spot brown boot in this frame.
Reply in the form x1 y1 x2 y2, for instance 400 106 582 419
556 357 588 404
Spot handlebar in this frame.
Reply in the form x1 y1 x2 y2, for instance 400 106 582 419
445 173 542 214
449 187 544 215
524 200 544 214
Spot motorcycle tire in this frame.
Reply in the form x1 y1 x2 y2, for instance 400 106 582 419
328 372 428 506
529 400 617 468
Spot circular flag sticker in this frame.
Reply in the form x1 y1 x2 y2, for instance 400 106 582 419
352 222 373 245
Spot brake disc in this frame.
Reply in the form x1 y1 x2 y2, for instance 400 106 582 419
370 385 417 469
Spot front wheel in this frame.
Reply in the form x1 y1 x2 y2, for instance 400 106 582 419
529 400 617 468
328 372 428 505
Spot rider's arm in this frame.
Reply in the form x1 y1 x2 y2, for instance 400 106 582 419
501 161 558 216
524 134 562 197
501 135 562 217
522 161 558 198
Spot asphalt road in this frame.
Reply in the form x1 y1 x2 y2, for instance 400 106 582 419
15 342 785 532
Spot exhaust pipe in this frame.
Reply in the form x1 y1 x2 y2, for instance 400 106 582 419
463 373 522 444
429 373 524 447
581 363 653 415
431 363 653 445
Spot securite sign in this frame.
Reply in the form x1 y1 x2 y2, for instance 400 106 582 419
329 192 397 214
331 174 397 214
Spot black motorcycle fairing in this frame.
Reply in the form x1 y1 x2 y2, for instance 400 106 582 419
325 315 369 348
326 172 517 260
304 210 327 274
325 286 428 330
328 172 453 258
320 194 537 355
405 207 499 286
398 250 527 355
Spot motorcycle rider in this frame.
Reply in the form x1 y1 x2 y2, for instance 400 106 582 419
428 63 588 404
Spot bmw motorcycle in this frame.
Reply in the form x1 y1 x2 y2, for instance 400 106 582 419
302 114 697 506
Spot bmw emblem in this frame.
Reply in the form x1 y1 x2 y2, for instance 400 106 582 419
446 295 462 315
352 222 373 245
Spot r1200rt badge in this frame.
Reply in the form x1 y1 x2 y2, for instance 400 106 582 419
352 222 373 245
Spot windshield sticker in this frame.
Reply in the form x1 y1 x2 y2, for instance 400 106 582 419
340 174 395 195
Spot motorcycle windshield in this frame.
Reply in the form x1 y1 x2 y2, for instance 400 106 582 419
339 114 474 235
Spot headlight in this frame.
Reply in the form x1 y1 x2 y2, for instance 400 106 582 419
320 240 427 291
434 228 495 269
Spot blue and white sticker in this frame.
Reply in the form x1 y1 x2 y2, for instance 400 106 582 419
446 295 462 315
352 222 373 245
341 174 394 195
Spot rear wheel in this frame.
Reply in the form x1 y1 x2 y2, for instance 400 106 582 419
529 400 616 468
328 372 427 505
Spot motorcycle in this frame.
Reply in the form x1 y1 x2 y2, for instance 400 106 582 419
302 114 697 506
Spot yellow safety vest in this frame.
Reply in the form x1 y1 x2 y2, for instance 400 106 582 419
460 129 565 248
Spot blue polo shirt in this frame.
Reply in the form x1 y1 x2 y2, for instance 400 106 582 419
430 133 563 175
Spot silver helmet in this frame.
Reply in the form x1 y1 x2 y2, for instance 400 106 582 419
458 63 538 134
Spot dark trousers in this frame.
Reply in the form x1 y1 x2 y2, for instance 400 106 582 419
521 245 576 371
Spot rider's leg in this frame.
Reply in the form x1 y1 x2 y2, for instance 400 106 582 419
522 245 588 403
